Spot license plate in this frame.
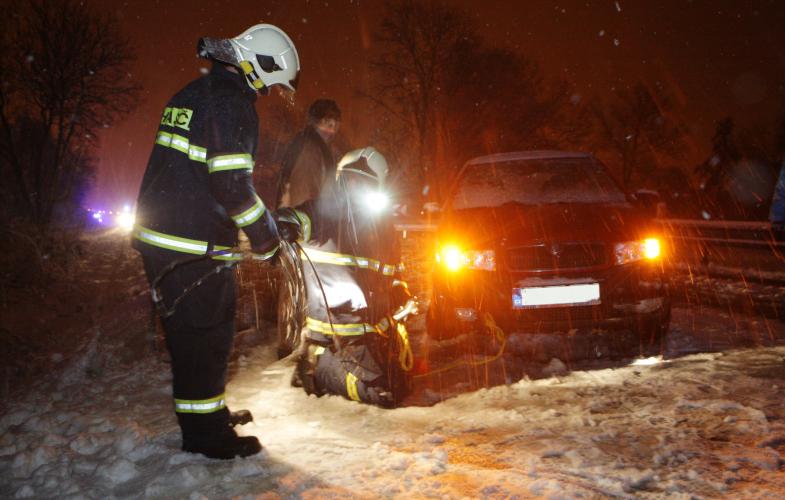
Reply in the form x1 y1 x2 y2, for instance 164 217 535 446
512 283 601 309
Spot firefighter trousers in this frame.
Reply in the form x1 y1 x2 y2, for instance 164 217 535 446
142 254 236 440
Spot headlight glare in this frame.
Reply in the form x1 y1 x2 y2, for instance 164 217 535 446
614 238 662 265
437 244 495 271
643 238 661 259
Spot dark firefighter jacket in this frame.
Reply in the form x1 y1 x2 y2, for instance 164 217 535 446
133 64 279 263
283 189 413 405
275 125 335 208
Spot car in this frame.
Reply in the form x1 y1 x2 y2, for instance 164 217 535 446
428 151 670 358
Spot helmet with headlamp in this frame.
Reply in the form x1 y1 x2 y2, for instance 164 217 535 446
197 24 300 92
337 147 390 213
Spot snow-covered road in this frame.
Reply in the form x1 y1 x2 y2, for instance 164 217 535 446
2 230 785 498
2 302 784 498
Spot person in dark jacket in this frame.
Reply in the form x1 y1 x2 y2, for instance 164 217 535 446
277 147 417 407
132 24 300 460
276 99 341 208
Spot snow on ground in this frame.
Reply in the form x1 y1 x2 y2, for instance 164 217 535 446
1 231 784 498
2 305 784 498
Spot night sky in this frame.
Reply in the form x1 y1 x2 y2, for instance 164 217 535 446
87 0 785 209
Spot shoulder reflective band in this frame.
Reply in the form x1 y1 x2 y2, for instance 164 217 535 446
133 225 242 260
207 153 253 174
345 372 361 401
251 243 279 261
382 264 395 276
231 195 266 228
155 130 207 163
174 393 226 414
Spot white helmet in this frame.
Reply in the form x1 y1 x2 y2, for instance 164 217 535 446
337 147 389 185
197 24 300 92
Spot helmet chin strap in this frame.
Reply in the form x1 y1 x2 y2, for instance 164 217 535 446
239 60 266 91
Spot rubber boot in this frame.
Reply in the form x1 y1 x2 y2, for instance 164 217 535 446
228 409 253 427
182 427 262 460
179 411 262 460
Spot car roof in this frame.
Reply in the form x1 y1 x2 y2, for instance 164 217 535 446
465 151 593 166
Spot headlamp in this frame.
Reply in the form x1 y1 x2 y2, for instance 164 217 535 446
364 191 389 214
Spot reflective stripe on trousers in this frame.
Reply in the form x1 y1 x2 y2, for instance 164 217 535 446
174 393 226 414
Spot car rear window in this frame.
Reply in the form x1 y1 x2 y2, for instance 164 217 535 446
451 157 627 209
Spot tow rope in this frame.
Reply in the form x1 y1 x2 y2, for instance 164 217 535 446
412 312 507 379
150 248 239 319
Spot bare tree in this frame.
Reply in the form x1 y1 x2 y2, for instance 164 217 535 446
593 83 685 189
365 0 590 200
364 0 470 193
0 0 140 226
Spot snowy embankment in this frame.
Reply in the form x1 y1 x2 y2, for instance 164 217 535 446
2 307 784 498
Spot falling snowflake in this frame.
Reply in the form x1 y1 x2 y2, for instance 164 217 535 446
199 67 209 75
598 30 605 37
614 38 620 46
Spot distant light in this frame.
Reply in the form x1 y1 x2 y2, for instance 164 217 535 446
116 211 135 231
631 356 661 366
123 204 131 213
92 212 101 220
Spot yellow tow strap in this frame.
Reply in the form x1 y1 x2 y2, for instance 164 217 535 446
396 322 414 372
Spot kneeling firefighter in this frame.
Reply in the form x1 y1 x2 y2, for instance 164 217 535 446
276 147 418 407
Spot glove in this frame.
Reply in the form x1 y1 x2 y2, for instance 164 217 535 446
275 208 302 243
277 220 301 243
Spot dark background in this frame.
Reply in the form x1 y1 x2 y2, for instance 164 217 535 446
87 0 785 209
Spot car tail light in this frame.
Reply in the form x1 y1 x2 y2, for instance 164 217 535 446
614 238 662 265
436 244 496 271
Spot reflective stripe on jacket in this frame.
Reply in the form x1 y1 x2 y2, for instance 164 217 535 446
133 63 278 262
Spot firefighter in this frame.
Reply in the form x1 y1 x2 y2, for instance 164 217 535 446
276 147 418 407
132 24 299 459
275 99 342 208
